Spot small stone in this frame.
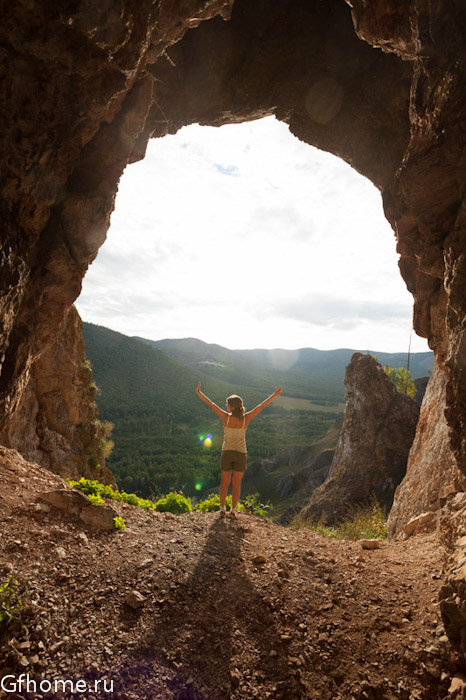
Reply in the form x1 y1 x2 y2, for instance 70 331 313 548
138 558 153 570
449 676 466 693
425 644 440 656
55 546 67 559
252 554 266 564
125 590 146 609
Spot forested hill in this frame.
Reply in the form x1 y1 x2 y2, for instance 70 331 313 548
135 335 434 403
82 323 342 498
82 323 433 501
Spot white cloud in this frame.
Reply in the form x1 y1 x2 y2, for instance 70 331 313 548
271 294 411 329
76 117 429 354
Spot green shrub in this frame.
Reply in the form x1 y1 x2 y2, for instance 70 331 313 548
290 499 387 541
338 500 388 541
240 493 271 518
68 477 113 498
384 364 416 399
154 491 192 514
0 576 26 627
113 516 126 531
195 493 232 512
289 515 339 538
88 493 104 506
68 478 158 511
119 492 141 507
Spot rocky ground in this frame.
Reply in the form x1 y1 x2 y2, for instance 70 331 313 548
1 447 465 700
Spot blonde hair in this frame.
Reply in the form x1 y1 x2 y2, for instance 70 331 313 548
227 395 245 419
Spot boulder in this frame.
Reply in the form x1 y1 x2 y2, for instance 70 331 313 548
37 488 119 531
79 504 119 531
38 488 90 516
300 353 419 525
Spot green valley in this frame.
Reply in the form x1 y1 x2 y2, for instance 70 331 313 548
82 323 433 512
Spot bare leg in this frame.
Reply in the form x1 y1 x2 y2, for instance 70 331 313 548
231 471 244 512
220 470 232 508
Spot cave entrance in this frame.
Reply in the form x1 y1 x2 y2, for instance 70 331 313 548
76 116 427 356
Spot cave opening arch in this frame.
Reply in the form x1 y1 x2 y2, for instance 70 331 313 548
1 0 465 476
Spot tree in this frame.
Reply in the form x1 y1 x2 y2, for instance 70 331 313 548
384 365 416 399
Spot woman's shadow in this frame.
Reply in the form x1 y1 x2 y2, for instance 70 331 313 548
137 516 300 699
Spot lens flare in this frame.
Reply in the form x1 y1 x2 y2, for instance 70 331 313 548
198 433 213 448
195 482 203 491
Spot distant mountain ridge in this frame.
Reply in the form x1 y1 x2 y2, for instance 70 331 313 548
134 335 433 403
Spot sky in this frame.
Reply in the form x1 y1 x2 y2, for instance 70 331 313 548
76 116 430 354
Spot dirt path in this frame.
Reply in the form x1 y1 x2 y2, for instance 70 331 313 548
0 450 461 700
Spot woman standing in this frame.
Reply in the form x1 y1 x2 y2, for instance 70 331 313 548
196 382 282 518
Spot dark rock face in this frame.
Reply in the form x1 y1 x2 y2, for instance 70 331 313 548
0 306 115 485
300 354 419 525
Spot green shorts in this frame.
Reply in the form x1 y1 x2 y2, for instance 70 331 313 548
221 450 247 472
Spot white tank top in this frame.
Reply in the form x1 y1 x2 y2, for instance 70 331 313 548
222 415 247 453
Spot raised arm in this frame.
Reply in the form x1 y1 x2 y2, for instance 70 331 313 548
245 387 282 425
196 382 228 421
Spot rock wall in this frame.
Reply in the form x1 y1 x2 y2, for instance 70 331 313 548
438 496 466 661
388 363 465 537
0 306 115 485
300 353 419 525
